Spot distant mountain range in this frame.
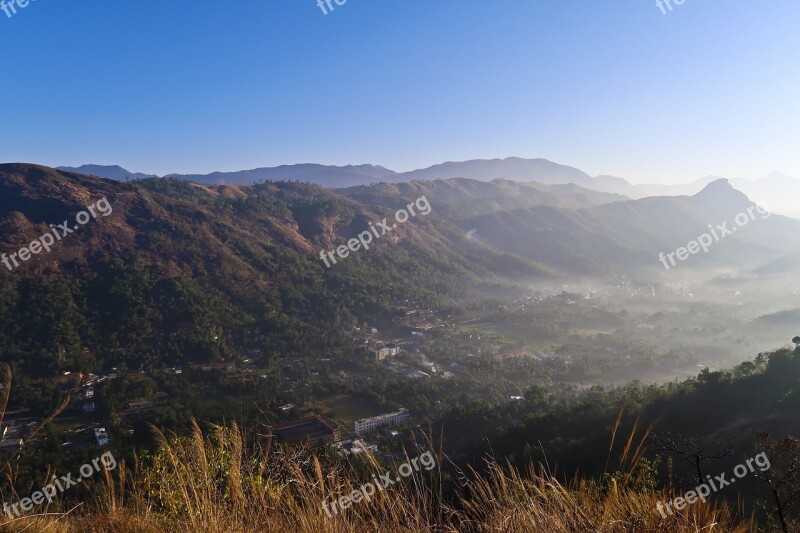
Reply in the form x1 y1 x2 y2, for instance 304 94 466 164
55 158 639 196
392 158 641 197
55 159 800 216
166 164 397 188
4 162 800 287
57 164 157 181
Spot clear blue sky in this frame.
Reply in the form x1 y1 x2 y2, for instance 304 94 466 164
1 0 798 184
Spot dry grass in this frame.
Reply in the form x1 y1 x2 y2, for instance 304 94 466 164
0 418 758 533
0 369 759 533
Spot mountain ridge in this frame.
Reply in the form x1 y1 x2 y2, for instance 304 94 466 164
51 160 800 217
57 164 157 181
6 164 800 280
51 158 641 196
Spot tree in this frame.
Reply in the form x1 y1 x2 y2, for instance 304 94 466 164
653 431 732 486
755 432 800 533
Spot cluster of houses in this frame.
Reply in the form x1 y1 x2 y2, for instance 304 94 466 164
348 325 405 362
0 418 110 452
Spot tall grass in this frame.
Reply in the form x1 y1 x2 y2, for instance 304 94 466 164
0 376 757 532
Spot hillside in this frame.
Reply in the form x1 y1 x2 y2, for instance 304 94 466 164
339 177 627 219
4 166 798 376
460 179 800 276
55 164 800 279
0 164 549 375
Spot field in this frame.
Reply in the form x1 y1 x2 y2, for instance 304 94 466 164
460 319 557 351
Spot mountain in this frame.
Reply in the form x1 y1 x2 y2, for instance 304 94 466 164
635 172 799 217
57 164 157 181
8 165 800 285
58 158 641 196
394 157 641 197
0 163 554 374
756 308 800 326
56 163 398 188
590 174 642 197
633 176 721 198
728 172 800 216
339 177 627 220
56 161 800 219
460 178 800 277
166 164 397 187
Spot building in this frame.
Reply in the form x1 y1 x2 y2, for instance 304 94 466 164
354 408 410 435
127 400 152 411
94 427 109 446
349 439 379 454
374 343 400 361
273 415 341 444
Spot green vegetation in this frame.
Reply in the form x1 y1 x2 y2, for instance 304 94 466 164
3 165 800 530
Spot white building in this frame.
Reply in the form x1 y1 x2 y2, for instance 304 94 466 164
354 408 410 435
374 343 400 361
94 427 109 446
350 439 379 454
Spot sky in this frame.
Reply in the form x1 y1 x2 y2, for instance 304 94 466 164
1 0 799 184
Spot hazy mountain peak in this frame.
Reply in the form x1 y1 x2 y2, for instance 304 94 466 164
57 164 156 180
689 177 760 216
762 171 796 182
696 177 733 192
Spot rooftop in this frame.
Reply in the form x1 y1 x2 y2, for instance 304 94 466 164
355 408 409 425
272 415 339 444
